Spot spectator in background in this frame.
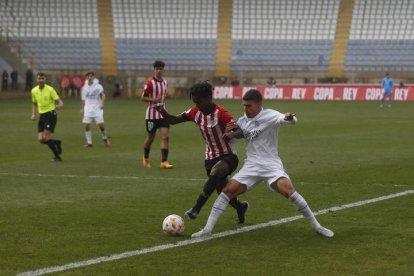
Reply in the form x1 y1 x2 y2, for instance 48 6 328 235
69 81 78 97
25 69 34 92
11 69 18 91
231 79 239 87
2 70 9 91
399 81 404 89
113 82 123 98
268 77 276 87
380 72 394 108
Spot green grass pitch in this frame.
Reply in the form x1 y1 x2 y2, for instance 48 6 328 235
1 97 413 275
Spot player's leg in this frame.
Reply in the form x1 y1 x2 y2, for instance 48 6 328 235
98 122 110 147
39 111 62 160
380 91 386 107
186 159 227 219
191 179 247 238
187 156 243 220
271 177 334 237
39 130 61 161
159 122 173 169
143 120 156 168
216 177 249 224
97 110 110 147
83 123 93 147
82 113 93 147
388 93 392 107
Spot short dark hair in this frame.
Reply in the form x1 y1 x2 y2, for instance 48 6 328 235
190 80 213 99
243 89 262 103
37 72 46 77
153 60 165 69
86 71 95 77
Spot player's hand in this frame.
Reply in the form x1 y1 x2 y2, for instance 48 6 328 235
80 109 84 114
284 112 296 121
223 122 238 142
55 104 63 110
31 114 36 121
100 104 104 109
154 103 164 112
225 121 238 133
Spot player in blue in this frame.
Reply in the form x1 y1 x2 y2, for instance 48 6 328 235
380 72 394 108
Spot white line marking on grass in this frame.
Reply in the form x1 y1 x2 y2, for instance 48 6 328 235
1 173 411 187
17 189 414 276
0 172 205 182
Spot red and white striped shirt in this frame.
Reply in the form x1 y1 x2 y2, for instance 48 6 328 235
185 104 236 160
143 77 168 120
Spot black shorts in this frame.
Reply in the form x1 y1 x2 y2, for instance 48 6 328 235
38 110 57 133
204 154 239 177
145 119 170 134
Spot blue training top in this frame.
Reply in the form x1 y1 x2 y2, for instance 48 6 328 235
382 77 394 93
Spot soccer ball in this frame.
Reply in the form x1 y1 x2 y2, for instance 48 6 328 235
162 214 185 236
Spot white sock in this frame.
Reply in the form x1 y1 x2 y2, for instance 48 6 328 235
289 191 320 229
204 192 230 232
85 130 92 144
100 129 108 140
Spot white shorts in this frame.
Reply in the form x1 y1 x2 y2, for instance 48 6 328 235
232 161 290 192
83 110 104 124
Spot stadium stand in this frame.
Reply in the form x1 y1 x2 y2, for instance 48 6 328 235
231 0 339 72
1 0 101 70
112 0 218 71
1 0 414 81
346 0 414 72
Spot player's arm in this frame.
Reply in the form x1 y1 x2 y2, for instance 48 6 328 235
223 121 243 142
55 98 64 110
281 112 297 124
100 92 106 109
141 92 161 103
31 103 37 120
155 105 188 125
80 101 85 114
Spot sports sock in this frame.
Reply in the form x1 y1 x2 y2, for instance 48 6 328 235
144 148 150 159
192 175 218 212
100 129 108 140
229 197 242 210
204 192 230 232
46 140 59 158
54 139 62 154
289 191 320 229
161 148 168 162
85 130 92 144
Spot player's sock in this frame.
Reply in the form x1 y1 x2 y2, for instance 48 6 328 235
54 139 62 154
100 129 108 140
46 140 60 158
85 130 92 145
289 191 320 229
161 148 168 162
144 148 150 159
204 192 230 232
192 175 218 213
228 197 242 210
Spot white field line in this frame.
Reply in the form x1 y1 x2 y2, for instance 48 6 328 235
0 172 411 187
0 172 205 182
16 189 414 276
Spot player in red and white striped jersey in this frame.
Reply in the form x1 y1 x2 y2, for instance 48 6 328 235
141 60 173 169
156 81 248 223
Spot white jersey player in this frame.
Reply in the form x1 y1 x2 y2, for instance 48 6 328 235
80 72 110 148
192 89 334 238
